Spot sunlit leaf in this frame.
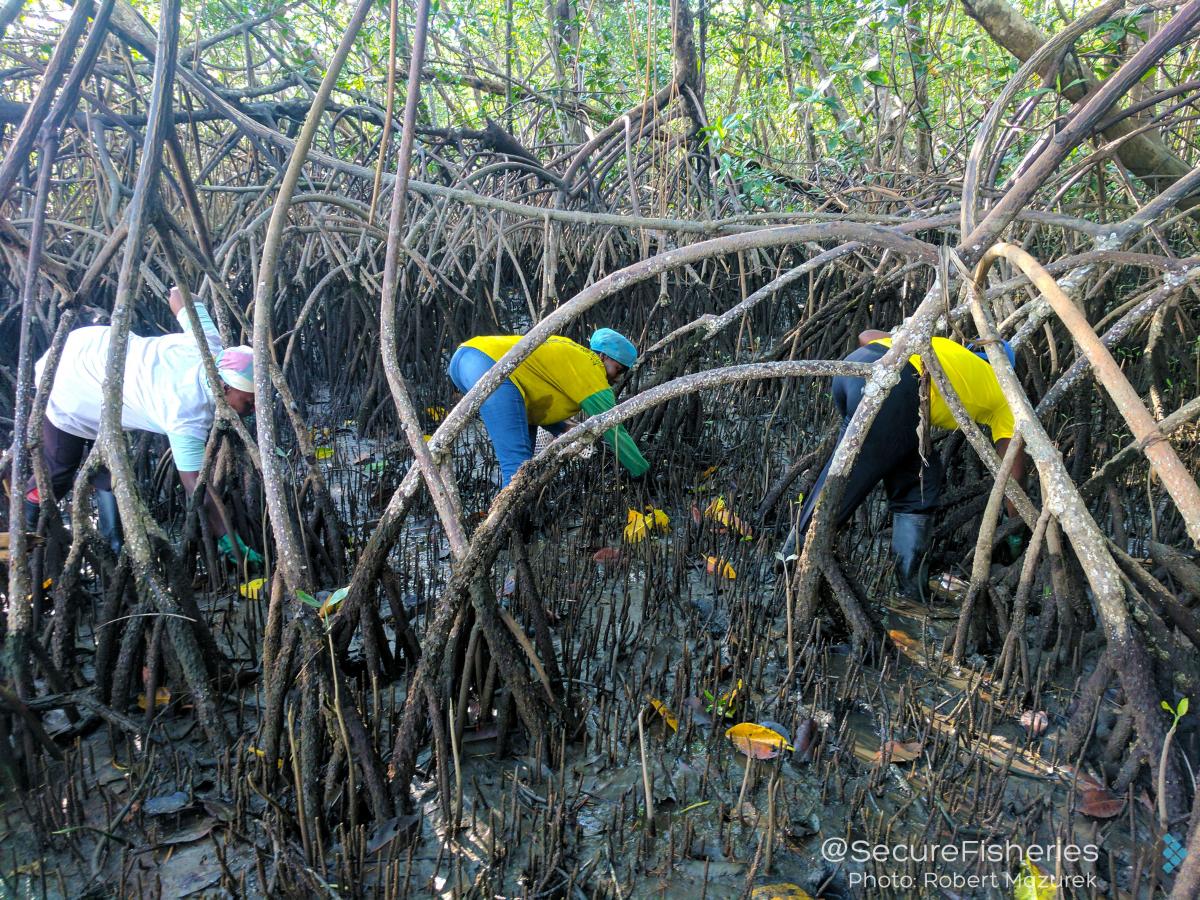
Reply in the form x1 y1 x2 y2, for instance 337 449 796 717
296 589 322 609
703 496 752 537
705 556 737 579
137 687 171 710
727 722 793 759
315 446 334 460
1013 856 1058 900
750 885 814 900
648 698 679 732
705 679 742 718
320 586 349 619
623 507 670 543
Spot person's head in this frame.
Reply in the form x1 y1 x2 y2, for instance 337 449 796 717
589 328 637 385
969 338 1016 369
217 346 256 416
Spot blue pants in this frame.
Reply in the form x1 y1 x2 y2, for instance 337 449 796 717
794 342 944 539
449 346 564 487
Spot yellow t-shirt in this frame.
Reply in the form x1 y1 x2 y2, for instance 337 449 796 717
870 336 1015 441
463 335 609 425
461 334 650 476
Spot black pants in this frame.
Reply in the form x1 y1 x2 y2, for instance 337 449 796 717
25 419 112 502
794 343 944 538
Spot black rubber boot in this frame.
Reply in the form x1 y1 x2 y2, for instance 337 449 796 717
892 512 933 601
24 498 40 534
95 489 123 556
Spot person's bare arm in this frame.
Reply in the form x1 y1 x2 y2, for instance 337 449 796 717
178 469 227 539
994 437 1028 518
858 329 891 347
169 285 183 317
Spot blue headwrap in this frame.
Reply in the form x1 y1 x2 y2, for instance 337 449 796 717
589 328 637 369
970 338 1016 368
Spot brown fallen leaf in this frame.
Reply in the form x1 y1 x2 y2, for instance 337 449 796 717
592 547 622 565
794 719 817 760
159 818 217 846
872 739 924 765
1078 787 1125 819
1020 710 1049 735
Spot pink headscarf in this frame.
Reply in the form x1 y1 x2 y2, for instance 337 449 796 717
216 346 254 392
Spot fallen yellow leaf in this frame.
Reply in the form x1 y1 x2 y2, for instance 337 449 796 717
649 698 679 732
624 509 651 543
703 496 753 537
623 507 670 543
136 687 171 710
1013 856 1058 900
314 446 334 460
750 885 813 900
248 746 284 770
727 723 793 759
705 556 736 579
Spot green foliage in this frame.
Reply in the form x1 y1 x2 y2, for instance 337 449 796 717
92 0 1176 182
1162 697 1190 730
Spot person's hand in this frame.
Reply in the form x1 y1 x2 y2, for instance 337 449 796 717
1005 531 1027 559
218 532 264 567
997 515 1030 564
169 286 184 317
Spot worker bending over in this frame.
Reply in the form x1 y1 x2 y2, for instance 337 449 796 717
448 329 650 493
781 329 1023 600
24 286 262 565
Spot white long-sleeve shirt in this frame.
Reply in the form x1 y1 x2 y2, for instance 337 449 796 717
36 306 223 472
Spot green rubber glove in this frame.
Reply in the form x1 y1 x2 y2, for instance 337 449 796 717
1005 532 1026 559
218 533 264 566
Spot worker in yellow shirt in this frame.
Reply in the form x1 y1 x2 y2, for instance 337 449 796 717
780 329 1024 601
448 329 650 495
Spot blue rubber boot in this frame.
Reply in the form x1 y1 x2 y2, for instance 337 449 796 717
95 489 123 555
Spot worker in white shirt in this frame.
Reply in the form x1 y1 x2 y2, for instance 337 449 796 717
23 286 262 566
